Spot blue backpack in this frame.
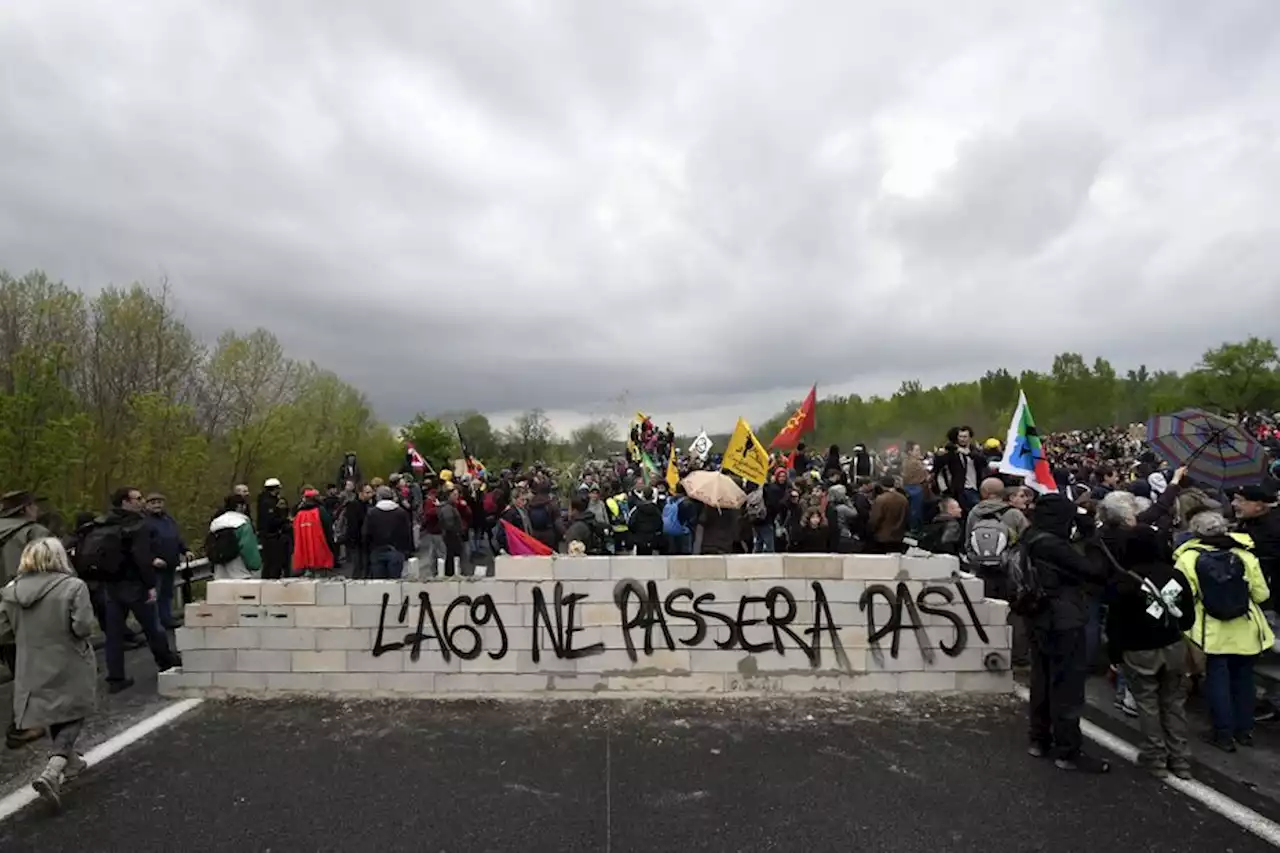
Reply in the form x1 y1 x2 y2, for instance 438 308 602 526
662 498 689 536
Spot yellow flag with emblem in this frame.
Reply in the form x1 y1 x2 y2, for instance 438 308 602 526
665 443 679 492
722 417 770 485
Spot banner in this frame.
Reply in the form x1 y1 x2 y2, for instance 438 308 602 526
722 417 770 485
689 431 712 460
665 443 680 492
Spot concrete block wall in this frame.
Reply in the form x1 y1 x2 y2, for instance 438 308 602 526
159 553 1013 699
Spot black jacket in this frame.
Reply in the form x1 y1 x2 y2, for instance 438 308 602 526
1239 508 1280 590
104 508 157 588
933 446 982 499
363 501 414 553
1100 527 1195 659
345 499 370 548
257 489 290 539
1023 494 1111 630
562 511 606 555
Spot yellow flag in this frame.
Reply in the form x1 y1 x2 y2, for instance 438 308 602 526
665 443 679 492
722 417 770 485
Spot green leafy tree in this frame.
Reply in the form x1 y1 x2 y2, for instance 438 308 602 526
399 414 455 471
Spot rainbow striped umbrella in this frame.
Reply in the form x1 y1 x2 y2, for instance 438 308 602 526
1146 409 1266 490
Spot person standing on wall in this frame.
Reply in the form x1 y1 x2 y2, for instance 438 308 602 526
256 478 291 579
0 537 98 809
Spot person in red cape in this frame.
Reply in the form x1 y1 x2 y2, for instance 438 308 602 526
292 488 335 577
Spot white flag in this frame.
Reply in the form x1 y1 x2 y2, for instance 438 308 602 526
689 431 712 460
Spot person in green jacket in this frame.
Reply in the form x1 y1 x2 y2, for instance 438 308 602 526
1174 510 1274 752
208 495 263 580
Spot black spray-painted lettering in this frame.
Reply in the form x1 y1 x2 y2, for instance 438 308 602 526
532 581 605 663
373 591 508 661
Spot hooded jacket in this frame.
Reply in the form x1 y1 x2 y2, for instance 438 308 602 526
965 499 1029 546
562 510 606 555
208 511 263 579
0 516 51 586
364 499 414 553
1174 531 1274 656
1022 494 1110 630
0 571 97 728
100 508 158 587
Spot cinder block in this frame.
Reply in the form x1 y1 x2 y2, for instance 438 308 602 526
404 579 459 602
262 608 296 627
236 607 267 626
604 675 667 692
344 581 403 606
206 580 263 605
267 673 324 692
586 648 690 674
402 651 461 673
668 556 727 580
897 671 958 692
783 555 843 579
665 673 727 693
578 603 621 626
316 582 346 606
780 674 844 693
812 580 863 603
493 556 556 580
174 627 204 651
261 580 318 606
234 607 295 628
897 554 958 581
260 628 318 651
158 670 212 695
289 650 346 672
182 649 236 672
432 673 488 692
235 649 292 672
842 554 900 580
459 652 520 673
514 650 578 674
376 672 436 694
726 554 784 579
203 627 260 650
454 580 517 604
956 671 1014 693
688 649 743 673
295 606 353 628
609 555 668 580
184 603 237 627
544 674 608 692
213 671 268 690
350 605 389 629
746 579 812 602
554 556 611 580
865 646 929 672
840 672 899 692
322 673 379 692
957 577 985 604
346 650 404 672
478 674 552 692
316 628 375 651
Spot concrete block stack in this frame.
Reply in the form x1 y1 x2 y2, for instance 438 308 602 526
159 553 1013 699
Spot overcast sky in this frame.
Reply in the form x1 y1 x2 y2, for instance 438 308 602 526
3 1 1279 436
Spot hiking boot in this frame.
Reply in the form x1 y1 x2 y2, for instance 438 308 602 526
1115 689 1139 718
107 677 135 694
1171 765 1194 781
32 756 67 809
1147 766 1171 780
1055 753 1111 773
63 753 87 781
1027 742 1051 758
5 723 44 750
1206 733 1236 753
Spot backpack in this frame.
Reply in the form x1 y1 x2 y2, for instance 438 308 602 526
662 497 689 536
1194 548 1250 622
74 519 125 581
965 513 1010 570
332 508 348 545
1006 537 1047 617
528 501 554 533
483 491 498 515
745 490 768 522
204 526 242 565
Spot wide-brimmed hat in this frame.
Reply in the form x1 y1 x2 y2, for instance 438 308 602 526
0 490 42 517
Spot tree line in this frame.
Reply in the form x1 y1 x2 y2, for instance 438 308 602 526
0 269 403 545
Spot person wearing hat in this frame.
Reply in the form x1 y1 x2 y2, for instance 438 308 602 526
143 493 192 630
1233 483 1280 722
256 478 291 579
0 490 51 748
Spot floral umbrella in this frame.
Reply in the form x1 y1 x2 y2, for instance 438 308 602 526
1146 408 1266 490
680 470 746 510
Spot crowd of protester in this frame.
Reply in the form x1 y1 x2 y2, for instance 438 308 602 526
2 408 1279 805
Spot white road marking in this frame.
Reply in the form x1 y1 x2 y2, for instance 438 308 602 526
1013 684 1280 847
0 698 203 823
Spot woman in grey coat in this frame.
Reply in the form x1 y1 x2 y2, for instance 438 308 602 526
0 537 97 808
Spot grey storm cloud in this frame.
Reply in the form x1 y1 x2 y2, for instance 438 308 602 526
2 0 1280 431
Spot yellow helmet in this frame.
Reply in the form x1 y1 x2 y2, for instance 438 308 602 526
440 469 453 481
984 437 1002 450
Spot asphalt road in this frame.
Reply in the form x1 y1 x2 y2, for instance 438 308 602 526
2 695 1276 853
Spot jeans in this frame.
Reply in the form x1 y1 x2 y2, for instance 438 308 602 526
1122 643 1190 770
1085 599 1104 669
904 484 925 530
104 580 175 681
261 536 290 580
49 719 84 758
443 532 464 577
1028 623 1088 759
753 524 775 553
155 569 177 629
420 534 445 577
368 547 405 580
961 488 980 514
1204 653 1256 738
666 533 692 555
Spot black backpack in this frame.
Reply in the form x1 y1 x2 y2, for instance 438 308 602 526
1194 548 1250 621
1007 535 1047 617
204 527 242 565
74 519 125 581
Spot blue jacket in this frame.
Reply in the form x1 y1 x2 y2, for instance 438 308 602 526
146 512 187 571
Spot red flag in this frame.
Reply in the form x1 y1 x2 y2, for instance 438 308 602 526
785 450 796 470
769 384 817 450
501 520 554 556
